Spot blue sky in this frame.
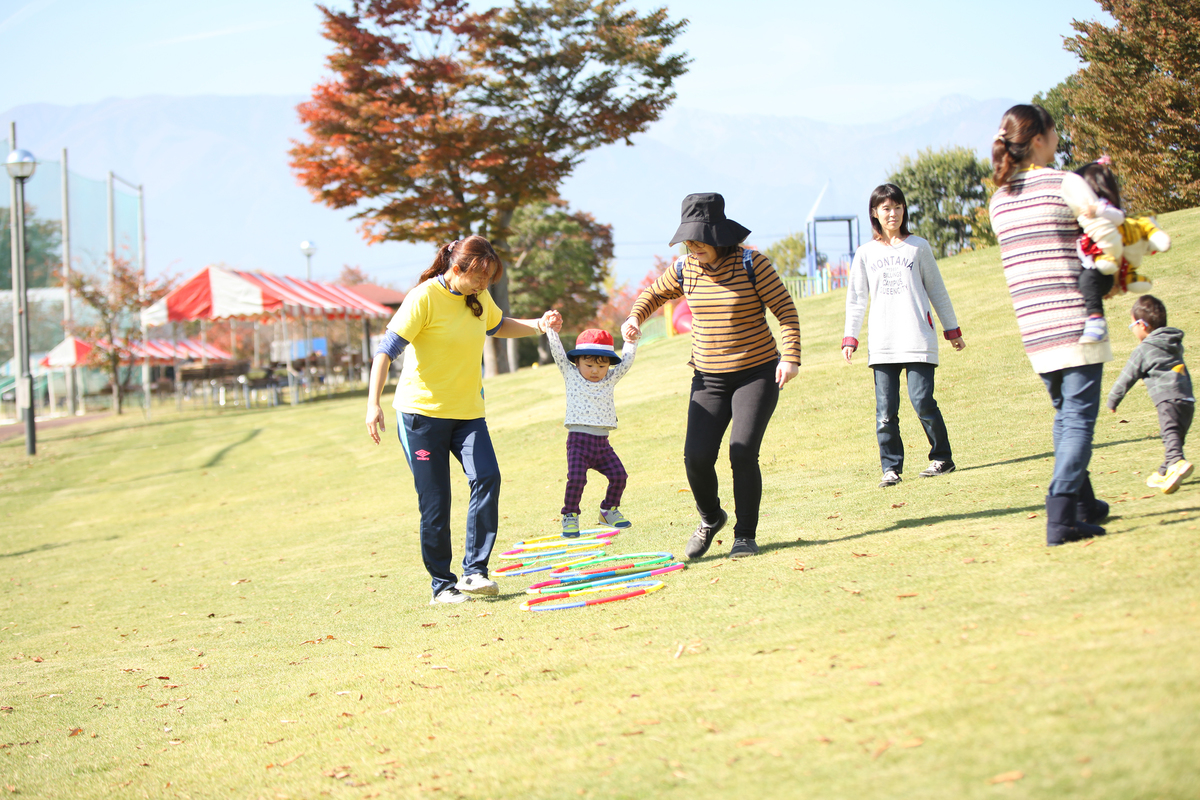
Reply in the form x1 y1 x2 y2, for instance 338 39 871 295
1 0 1107 123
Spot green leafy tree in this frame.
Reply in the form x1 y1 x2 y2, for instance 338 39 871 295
762 232 806 279
1 204 62 289
508 200 612 362
887 146 993 257
1063 0 1200 213
1032 74 1093 171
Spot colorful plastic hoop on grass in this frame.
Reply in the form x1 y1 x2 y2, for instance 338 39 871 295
519 580 666 612
511 528 618 547
492 549 607 577
526 562 685 594
548 551 674 576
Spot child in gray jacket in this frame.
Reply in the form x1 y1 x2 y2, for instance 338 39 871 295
1108 295 1195 494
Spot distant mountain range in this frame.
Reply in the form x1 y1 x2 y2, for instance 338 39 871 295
1 93 1015 288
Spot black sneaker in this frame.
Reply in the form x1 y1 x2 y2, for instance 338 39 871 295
879 469 902 488
728 538 759 558
684 509 727 560
918 460 956 478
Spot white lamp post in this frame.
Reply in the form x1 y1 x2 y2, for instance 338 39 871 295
299 241 316 397
7 147 37 455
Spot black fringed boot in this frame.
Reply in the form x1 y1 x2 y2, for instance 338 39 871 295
1076 472 1109 525
1045 494 1106 547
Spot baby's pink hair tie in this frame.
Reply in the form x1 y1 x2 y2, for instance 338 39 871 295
1097 155 1112 166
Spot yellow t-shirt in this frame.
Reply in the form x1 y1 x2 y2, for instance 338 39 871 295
388 278 504 419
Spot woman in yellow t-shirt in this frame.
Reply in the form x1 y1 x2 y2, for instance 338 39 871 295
366 235 562 604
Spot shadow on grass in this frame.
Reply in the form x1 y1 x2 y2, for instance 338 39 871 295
751 503 1047 553
1 534 119 559
957 436 1158 473
204 427 262 467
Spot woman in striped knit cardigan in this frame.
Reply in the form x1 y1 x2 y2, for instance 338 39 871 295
988 105 1123 546
622 193 801 560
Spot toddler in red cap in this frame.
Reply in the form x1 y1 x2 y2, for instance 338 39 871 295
546 327 639 535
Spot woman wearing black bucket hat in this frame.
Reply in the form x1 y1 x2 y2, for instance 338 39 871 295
622 193 801 559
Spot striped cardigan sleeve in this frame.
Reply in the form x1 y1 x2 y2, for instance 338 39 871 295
629 267 684 323
752 252 802 365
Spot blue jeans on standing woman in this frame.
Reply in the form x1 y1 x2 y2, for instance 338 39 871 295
1039 363 1104 497
397 413 501 594
873 362 952 474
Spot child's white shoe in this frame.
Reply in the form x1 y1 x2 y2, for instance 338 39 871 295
1079 316 1108 343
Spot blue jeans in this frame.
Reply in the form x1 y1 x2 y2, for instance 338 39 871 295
873 362 951 473
398 413 501 594
1039 364 1104 496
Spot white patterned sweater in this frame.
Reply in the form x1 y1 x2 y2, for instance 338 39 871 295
989 167 1119 374
547 329 637 434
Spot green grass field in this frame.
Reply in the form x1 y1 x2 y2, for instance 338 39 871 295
4 208 1200 799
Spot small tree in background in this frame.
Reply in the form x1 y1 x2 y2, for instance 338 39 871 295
887 146 993 257
337 265 373 286
762 232 806 279
1 204 61 289
1063 0 1200 213
65 255 172 416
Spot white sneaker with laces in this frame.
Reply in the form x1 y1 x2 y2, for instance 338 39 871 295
456 574 499 596
430 587 469 605
879 470 902 488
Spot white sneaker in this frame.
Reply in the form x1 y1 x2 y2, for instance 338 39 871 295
430 587 469 605
456 574 499 596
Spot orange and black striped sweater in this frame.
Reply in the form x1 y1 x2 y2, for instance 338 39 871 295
630 249 801 374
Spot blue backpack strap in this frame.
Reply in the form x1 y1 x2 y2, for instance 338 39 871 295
674 255 687 293
743 248 764 311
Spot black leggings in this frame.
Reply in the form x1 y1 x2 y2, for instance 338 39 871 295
684 361 779 539
1079 269 1114 317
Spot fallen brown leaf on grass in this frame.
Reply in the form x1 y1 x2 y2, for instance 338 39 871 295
989 771 1024 784
816 736 832 744
699 720 719 733
738 738 766 747
622 730 644 736
373 645 390 649
897 593 918 599
840 587 861 594
68 728 83 737
1027 513 1039 519
872 741 891 759
851 552 877 557
963 557 976 563
1140 494 1156 499
898 738 924 748
793 561 806 571
421 623 437 628
890 502 906 508
265 753 303 769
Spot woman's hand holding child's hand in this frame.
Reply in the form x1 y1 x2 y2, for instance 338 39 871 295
540 310 563 333
621 317 641 343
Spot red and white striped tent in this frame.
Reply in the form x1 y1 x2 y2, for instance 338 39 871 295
141 266 392 325
129 338 232 363
38 335 93 367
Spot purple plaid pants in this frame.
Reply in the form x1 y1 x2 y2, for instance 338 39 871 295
562 431 628 516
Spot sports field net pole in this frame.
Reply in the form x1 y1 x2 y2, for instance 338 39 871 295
61 148 77 416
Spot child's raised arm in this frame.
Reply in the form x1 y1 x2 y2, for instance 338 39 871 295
545 328 571 373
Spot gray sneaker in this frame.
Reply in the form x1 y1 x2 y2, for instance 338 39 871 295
918 460 956 478
684 508 727 560
729 538 759 558
879 469 902 488
430 587 469 605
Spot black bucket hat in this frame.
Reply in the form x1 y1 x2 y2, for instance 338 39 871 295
668 192 751 247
